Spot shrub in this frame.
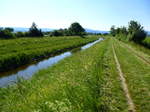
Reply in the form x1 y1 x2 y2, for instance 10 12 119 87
50 30 63 37
142 37 150 48
15 32 26 37
127 21 146 43
0 27 15 39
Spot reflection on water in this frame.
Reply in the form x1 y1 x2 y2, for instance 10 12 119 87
81 38 103 50
0 38 103 87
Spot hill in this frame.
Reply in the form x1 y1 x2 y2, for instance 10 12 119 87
12 27 109 34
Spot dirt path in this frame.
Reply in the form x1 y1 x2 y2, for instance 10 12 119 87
119 41 150 65
112 44 136 112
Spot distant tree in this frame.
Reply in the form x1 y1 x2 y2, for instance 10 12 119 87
57 29 65 36
0 27 15 39
15 32 26 37
43 31 51 37
110 25 116 36
120 27 128 35
0 27 3 33
115 27 121 34
50 30 62 37
127 20 146 43
63 28 71 36
28 22 43 37
96 33 102 35
5 27 14 32
68 22 85 36
116 27 128 41
110 25 128 41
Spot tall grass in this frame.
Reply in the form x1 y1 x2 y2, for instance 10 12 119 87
0 36 98 72
0 38 128 112
114 39 150 112
114 35 150 56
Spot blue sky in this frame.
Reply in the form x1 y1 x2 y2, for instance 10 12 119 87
0 0 149 31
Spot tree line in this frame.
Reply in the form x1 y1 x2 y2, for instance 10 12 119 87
110 20 147 44
50 22 86 37
0 22 86 39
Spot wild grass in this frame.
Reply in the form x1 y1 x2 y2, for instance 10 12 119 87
114 39 150 112
0 38 128 112
1 37 149 112
0 36 98 72
115 36 150 56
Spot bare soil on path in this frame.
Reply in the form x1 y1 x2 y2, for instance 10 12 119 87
112 44 136 112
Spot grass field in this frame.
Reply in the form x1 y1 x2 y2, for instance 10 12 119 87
117 36 150 56
113 39 150 112
0 38 128 112
0 36 98 72
0 37 149 112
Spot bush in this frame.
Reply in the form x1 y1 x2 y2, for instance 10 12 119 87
110 21 147 44
0 28 15 39
127 21 146 43
142 37 150 48
50 30 63 37
15 32 26 37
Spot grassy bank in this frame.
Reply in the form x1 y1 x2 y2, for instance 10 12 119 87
113 39 150 112
0 36 98 72
0 37 149 111
114 35 150 56
0 38 128 112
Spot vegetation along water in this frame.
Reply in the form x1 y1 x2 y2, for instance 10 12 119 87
0 20 149 112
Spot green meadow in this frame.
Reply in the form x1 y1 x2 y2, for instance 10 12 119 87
0 37 149 112
0 36 98 72
1 0 150 111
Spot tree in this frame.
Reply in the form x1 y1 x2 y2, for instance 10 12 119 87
15 32 26 37
110 25 128 41
28 22 43 37
120 27 128 35
68 22 85 36
50 30 62 37
127 21 146 43
116 27 128 41
0 27 15 39
63 28 71 36
110 25 116 36
5 27 14 32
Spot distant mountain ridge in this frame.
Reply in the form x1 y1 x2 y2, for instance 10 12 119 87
8 27 150 35
12 27 109 34
12 27 54 32
85 28 109 34
147 31 150 35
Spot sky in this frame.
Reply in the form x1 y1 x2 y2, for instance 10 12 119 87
0 0 150 31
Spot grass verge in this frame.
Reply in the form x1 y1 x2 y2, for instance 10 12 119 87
0 38 128 112
113 39 150 112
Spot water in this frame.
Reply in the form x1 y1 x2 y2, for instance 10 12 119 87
0 38 103 87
